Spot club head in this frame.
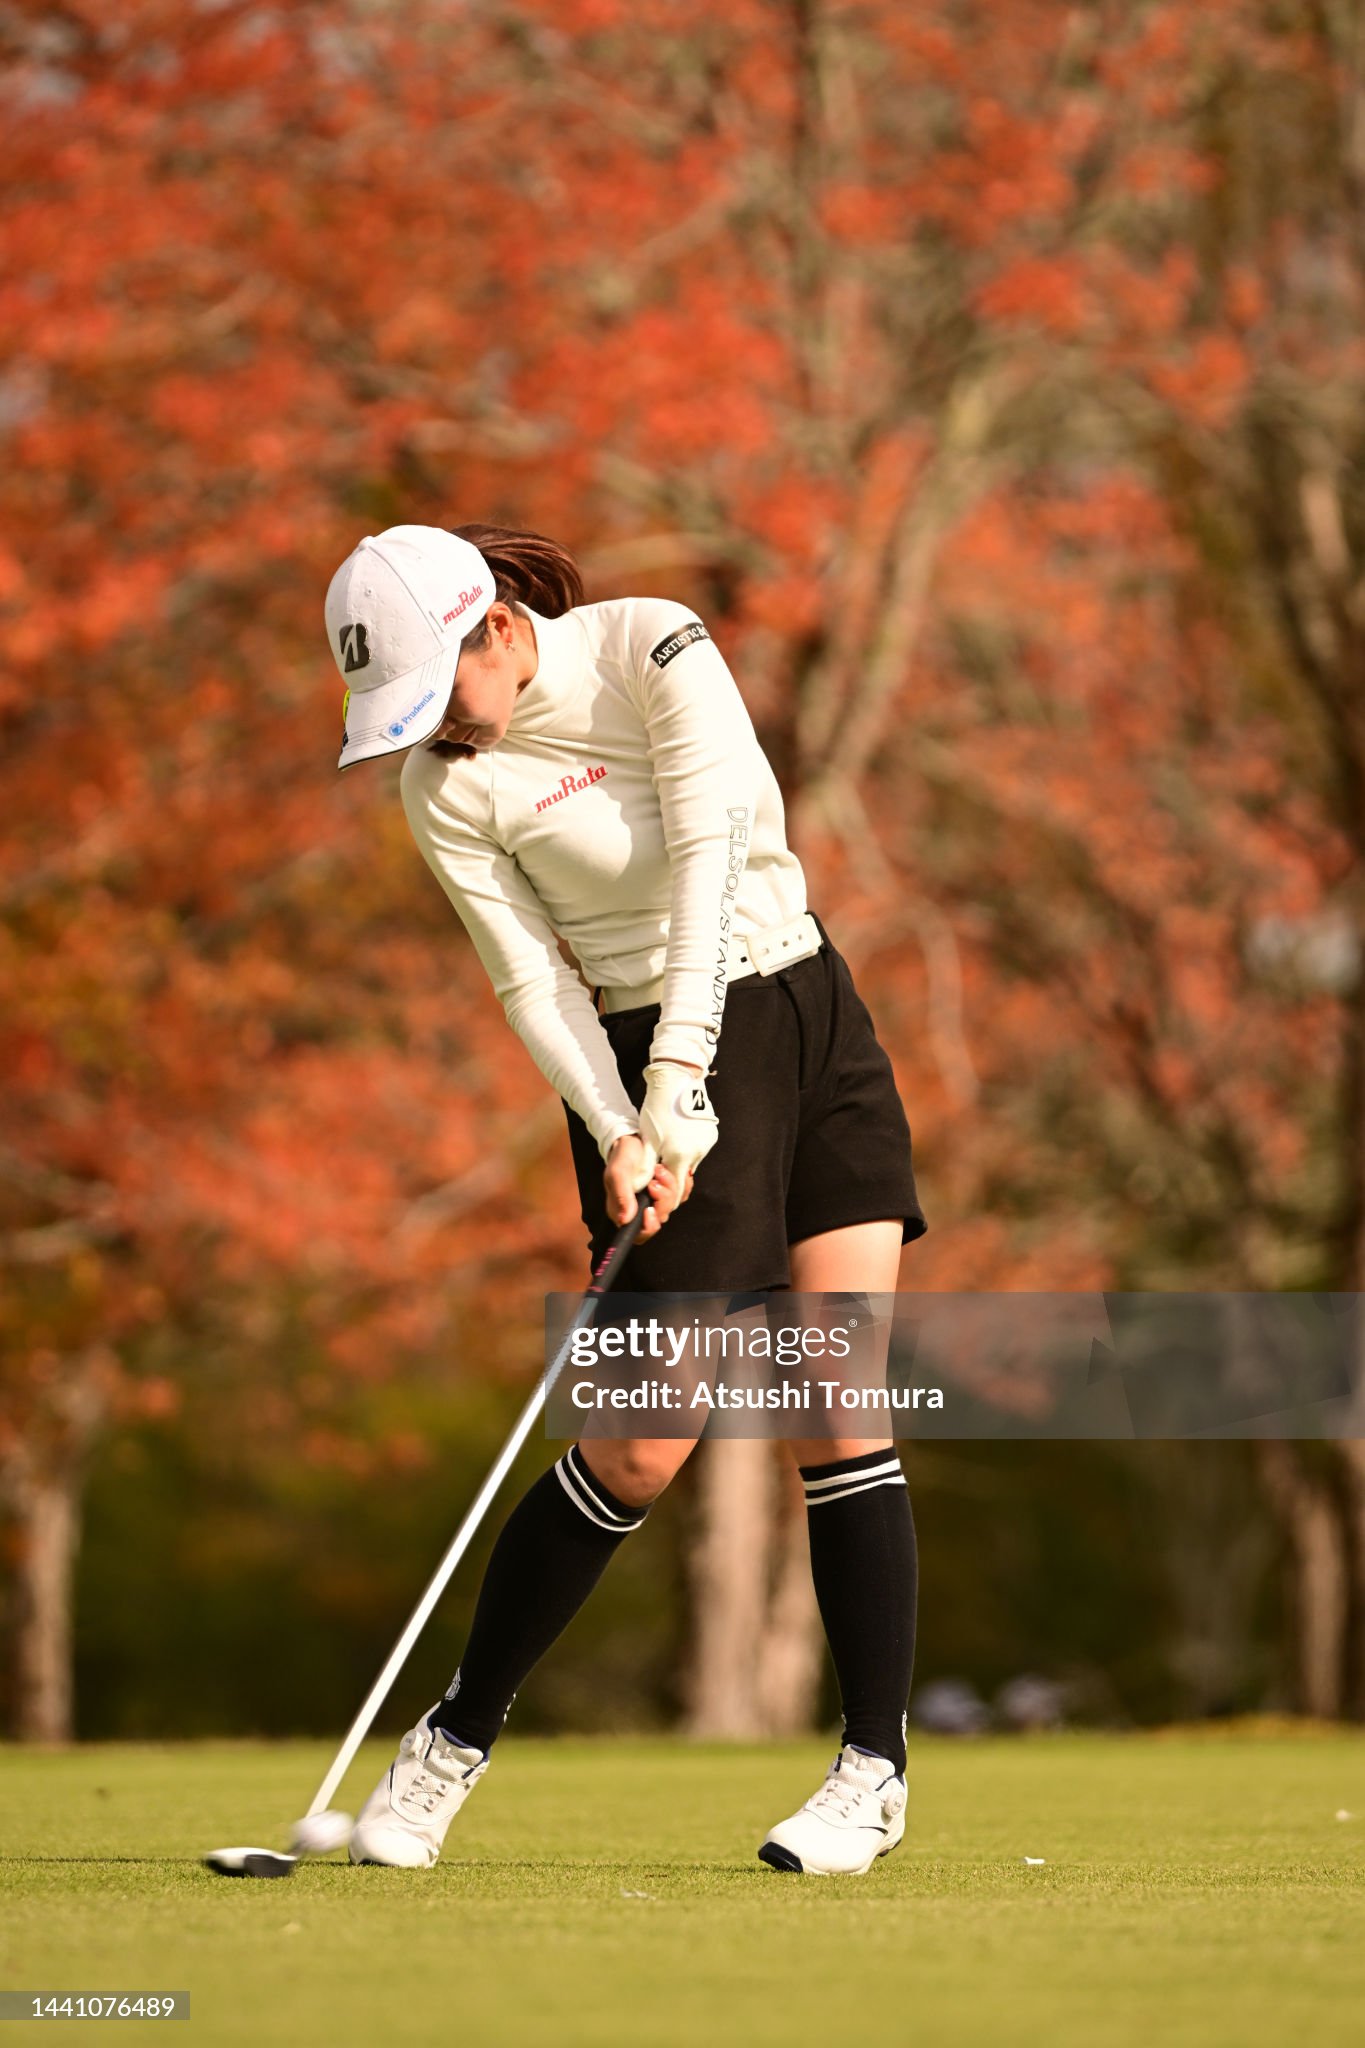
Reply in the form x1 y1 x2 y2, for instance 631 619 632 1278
289 1809 353 1857
203 1845 298 1879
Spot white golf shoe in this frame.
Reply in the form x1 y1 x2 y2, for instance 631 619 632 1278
758 1746 907 1875
349 1705 488 1868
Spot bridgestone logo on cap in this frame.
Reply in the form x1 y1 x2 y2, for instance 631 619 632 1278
339 622 371 672
650 622 710 668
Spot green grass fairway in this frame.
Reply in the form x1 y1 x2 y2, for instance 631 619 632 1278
2 1732 1363 2047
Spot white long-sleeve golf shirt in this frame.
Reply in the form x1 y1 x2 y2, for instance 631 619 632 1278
399 599 806 1157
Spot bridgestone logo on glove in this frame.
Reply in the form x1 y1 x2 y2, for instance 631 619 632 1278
638 1063 720 1187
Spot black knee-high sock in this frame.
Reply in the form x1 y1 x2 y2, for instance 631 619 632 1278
431 1444 647 1753
799 1448 917 1775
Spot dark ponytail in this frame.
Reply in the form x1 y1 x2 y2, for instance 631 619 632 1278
451 523 584 649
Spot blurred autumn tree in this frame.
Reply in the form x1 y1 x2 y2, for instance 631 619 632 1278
0 0 582 1737
2 0 1361 1738
1099 0 1365 1717
925 0 1365 1712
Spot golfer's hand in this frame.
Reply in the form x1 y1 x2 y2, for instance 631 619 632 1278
638 1061 719 1188
604 1136 693 1240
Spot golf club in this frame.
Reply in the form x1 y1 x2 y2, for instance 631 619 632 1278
203 1194 650 1878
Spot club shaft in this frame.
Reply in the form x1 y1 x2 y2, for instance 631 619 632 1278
304 1201 646 1819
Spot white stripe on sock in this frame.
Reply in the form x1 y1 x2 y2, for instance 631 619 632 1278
804 1474 908 1508
802 1458 903 1496
564 1447 644 1527
554 1458 643 1534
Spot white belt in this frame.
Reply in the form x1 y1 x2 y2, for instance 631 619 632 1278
599 911 822 1013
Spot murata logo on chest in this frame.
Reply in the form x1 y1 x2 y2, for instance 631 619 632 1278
533 764 609 814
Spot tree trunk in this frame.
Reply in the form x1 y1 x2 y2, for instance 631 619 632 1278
1257 1439 1349 1718
1339 1434 1365 1720
10 1463 81 1743
0 1343 111 1741
685 1438 774 1735
684 1439 824 1737
754 1462 824 1735
1344 941 1365 1716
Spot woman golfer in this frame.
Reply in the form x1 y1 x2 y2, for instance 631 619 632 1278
326 522 928 1875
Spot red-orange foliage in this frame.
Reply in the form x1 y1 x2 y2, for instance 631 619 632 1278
1 0 1354 1504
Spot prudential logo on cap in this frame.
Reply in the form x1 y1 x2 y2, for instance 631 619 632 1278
324 526 496 771
386 689 437 740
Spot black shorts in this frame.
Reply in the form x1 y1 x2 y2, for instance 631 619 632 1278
563 915 929 1291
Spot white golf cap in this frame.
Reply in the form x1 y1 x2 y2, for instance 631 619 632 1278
326 525 497 769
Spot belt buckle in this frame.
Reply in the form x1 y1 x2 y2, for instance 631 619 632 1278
748 913 818 977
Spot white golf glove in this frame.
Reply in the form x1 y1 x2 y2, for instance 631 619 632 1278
638 1062 720 1188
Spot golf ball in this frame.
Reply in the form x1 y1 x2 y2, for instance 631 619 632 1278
291 1810 353 1856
